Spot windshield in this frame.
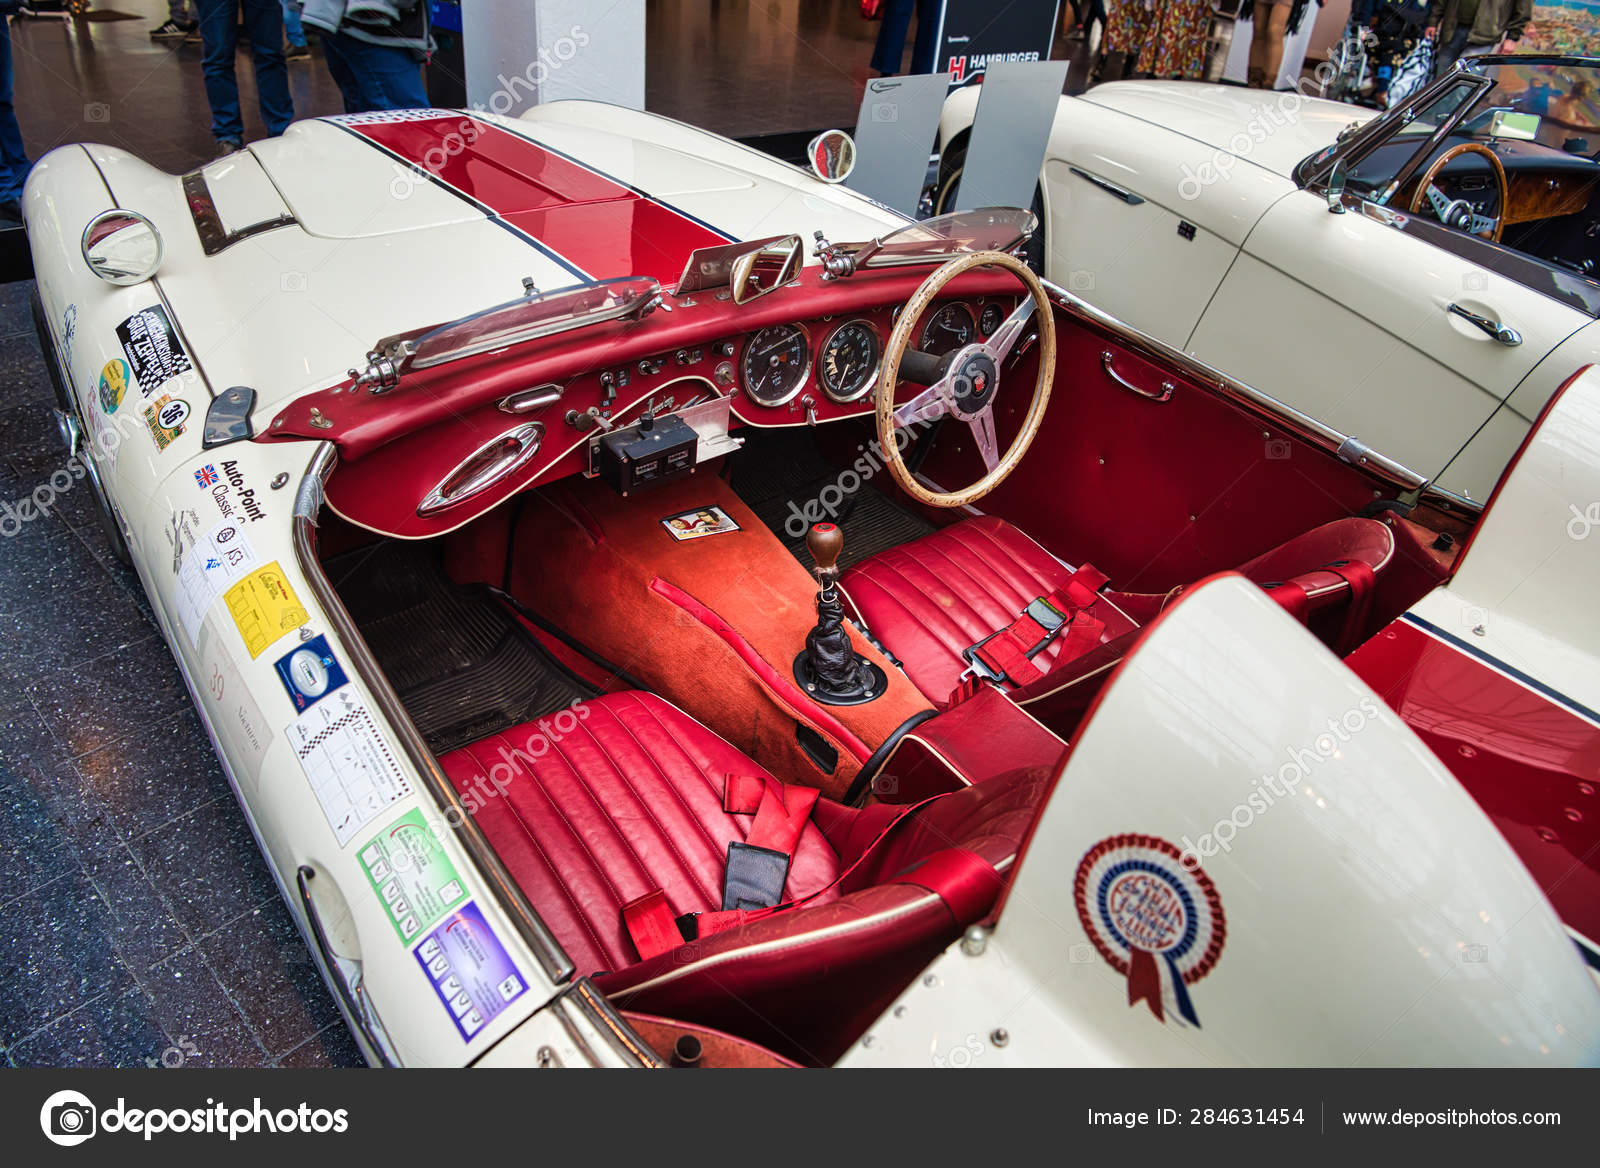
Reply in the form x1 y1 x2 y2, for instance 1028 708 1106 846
405 276 663 371
849 208 1037 269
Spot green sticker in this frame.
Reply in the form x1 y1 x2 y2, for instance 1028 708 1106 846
357 808 466 943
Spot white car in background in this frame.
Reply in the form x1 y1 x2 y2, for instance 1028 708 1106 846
938 55 1600 504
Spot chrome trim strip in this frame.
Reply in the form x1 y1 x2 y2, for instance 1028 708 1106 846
292 444 576 985
1043 280 1463 507
180 169 297 257
1069 166 1145 206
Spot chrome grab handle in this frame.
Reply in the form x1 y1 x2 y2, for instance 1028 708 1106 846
297 865 398 1066
1070 166 1145 206
1101 350 1174 402
417 421 544 517
1448 302 1522 346
498 383 564 414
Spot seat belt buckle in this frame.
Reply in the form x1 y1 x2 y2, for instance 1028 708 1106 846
959 595 1071 684
1023 596 1070 653
959 630 1010 684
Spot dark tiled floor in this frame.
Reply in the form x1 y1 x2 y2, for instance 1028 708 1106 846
0 2 1110 1069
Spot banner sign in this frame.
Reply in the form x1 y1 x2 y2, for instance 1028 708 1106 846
937 0 1063 91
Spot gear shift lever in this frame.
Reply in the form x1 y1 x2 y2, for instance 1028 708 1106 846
793 522 887 706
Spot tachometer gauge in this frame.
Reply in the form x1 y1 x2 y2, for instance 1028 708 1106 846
919 302 976 356
979 301 1006 337
818 320 881 403
741 323 810 407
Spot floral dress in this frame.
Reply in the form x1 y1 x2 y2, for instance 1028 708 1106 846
1105 0 1213 80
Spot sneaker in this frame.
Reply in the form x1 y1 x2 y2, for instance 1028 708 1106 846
150 19 196 39
216 138 243 157
285 43 311 61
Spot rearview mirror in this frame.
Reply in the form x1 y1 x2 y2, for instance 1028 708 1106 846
1326 158 1349 214
1488 109 1540 141
730 234 803 304
806 129 856 184
81 210 164 285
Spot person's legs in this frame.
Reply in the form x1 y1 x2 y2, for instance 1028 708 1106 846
319 32 373 113
871 0 916 75
908 0 942 74
241 0 293 134
281 0 305 48
1434 26 1470 76
355 39 429 110
1261 2 1291 87
194 0 244 143
0 18 31 208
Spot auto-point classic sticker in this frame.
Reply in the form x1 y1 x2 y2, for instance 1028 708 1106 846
415 901 527 1040
358 808 467 942
97 358 132 414
273 633 349 712
143 394 189 451
1073 834 1225 1028
224 561 309 658
117 303 192 393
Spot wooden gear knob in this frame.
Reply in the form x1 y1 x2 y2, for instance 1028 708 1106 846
807 522 844 576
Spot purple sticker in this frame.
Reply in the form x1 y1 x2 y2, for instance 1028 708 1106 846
414 901 528 1041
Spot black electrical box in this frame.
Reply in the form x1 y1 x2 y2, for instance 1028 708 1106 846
598 413 698 495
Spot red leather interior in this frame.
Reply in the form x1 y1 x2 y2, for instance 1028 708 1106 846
844 516 1397 708
437 691 841 978
837 515 1135 705
440 689 1047 1064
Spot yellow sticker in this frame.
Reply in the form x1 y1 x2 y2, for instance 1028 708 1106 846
224 561 309 658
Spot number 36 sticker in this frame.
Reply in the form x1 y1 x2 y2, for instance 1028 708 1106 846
143 395 190 452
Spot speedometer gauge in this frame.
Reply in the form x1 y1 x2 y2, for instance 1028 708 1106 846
919 302 976 356
741 323 810 407
818 320 880 403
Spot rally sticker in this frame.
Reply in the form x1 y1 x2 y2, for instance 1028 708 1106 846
414 901 527 1041
97 358 132 414
143 394 190 451
273 633 349 712
358 809 466 943
117 304 192 393
174 519 260 645
224 561 309 658
1073 834 1226 1029
287 685 413 846
198 457 266 524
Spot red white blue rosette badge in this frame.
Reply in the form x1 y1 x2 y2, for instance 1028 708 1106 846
1074 834 1226 1028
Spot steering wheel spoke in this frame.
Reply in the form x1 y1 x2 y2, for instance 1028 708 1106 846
893 380 953 429
967 403 1000 472
985 297 1036 364
1409 143 1506 243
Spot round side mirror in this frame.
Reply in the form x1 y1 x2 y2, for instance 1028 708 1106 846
806 129 856 184
81 210 164 285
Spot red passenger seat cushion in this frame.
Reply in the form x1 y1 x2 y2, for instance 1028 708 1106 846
839 516 1124 704
437 692 840 977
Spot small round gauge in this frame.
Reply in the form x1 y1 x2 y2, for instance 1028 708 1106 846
919 302 977 356
818 320 881 403
979 301 1006 337
741 323 811 407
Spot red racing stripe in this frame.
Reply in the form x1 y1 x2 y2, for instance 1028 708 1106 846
345 114 732 286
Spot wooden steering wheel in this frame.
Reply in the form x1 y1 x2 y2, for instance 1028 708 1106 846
875 250 1057 508
1408 142 1508 243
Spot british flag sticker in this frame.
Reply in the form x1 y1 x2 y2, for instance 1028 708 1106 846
1074 834 1226 1028
195 464 218 488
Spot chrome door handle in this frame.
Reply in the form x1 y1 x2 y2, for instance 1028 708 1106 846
1070 167 1145 206
1101 350 1174 402
1448 303 1522 346
418 421 544 517
297 865 398 1066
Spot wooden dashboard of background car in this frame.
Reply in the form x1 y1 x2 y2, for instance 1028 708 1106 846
289 267 1023 539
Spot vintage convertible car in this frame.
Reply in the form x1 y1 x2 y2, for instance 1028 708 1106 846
22 102 1600 1067
937 55 1600 505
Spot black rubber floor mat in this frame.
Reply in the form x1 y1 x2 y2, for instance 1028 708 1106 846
324 541 595 755
732 430 935 572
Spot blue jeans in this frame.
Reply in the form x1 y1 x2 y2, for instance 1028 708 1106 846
282 0 305 48
320 33 428 113
195 0 294 142
0 19 30 203
871 0 942 76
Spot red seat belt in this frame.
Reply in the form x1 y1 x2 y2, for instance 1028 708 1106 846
1323 559 1376 654
620 890 682 963
887 847 1004 928
1261 579 1311 622
964 564 1108 690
